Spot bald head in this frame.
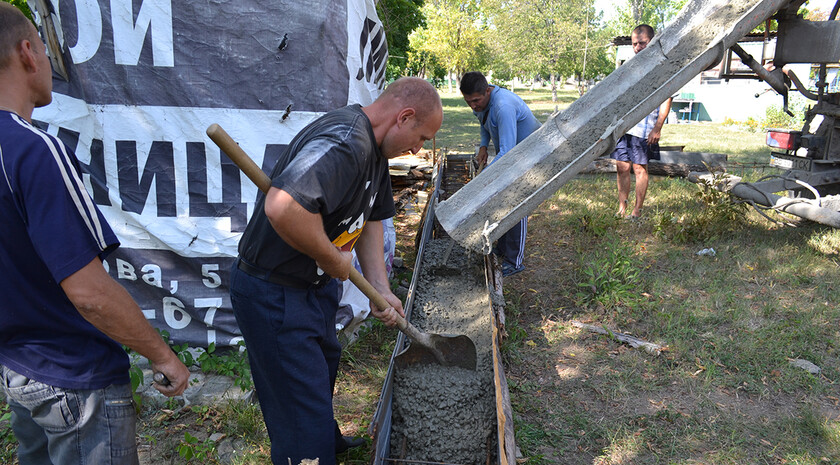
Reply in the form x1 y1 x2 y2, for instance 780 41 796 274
378 77 442 126
0 2 35 70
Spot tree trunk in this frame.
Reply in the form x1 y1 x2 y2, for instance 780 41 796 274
632 0 645 24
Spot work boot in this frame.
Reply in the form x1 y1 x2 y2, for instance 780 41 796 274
336 436 365 453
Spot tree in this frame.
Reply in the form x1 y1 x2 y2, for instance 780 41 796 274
485 0 612 101
607 0 687 34
408 0 488 91
376 0 424 79
4 0 32 20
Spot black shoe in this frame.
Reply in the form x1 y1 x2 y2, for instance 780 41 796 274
336 435 365 453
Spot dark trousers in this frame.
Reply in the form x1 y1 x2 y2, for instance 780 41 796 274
495 216 528 268
229 264 344 465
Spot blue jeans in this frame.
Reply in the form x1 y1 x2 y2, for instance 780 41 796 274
1 366 138 465
229 264 343 465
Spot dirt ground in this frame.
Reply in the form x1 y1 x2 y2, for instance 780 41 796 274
485 190 840 464
131 170 840 464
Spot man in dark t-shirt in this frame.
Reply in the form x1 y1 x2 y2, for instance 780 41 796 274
230 77 442 465
0 4 189 463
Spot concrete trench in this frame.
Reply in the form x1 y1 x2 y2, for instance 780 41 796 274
372 155 515 465
389 239 496 464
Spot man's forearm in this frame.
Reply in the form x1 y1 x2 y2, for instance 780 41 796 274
62 259 176 363
655 98 673 130
355 220 389 291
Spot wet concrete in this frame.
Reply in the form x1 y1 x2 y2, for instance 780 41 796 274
389 239 496 464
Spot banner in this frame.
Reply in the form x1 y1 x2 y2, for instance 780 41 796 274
30 0 388 347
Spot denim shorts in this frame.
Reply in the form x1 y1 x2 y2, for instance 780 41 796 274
1 366 139 465
611 133 660 165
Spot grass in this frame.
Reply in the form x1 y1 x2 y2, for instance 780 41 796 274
503 138 840 463
434 86 578 151
2 86 839 464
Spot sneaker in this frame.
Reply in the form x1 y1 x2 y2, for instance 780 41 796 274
502 262 525 277
336 435 365 453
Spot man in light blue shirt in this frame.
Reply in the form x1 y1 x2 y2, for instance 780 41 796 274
461 71 541 277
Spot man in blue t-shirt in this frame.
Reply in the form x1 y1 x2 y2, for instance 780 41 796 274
460 71 541 277
610 24 673 218
0 4 189 463
230 77 442 465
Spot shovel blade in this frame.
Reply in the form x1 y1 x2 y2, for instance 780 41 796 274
394 334 477 371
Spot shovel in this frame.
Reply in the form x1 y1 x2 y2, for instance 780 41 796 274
207 124 477 371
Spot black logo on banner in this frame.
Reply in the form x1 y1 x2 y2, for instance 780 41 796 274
356 16 387 89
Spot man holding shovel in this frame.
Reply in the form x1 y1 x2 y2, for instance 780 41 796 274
0 4 189 463
229 77 442 464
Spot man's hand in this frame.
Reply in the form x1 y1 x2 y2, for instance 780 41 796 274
150 354 190 396
647 127 662 145
369 289 405 327
316 248 354 281
476 146 489 166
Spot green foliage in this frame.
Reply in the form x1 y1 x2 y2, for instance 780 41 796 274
177 432 216 461
128 364 145 412
197 342 254 391
408 0 489 78
571 210 620 237
764 105 800 130
764 96 807 130
376 0 424 79
160 331 253 391
606 0 688 34
575 245 641 308
0 403 15 462
4 0 32 20
484 0 614 93
652 170 748 243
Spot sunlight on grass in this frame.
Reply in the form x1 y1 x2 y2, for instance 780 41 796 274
595 427 644 465
808 229 840 255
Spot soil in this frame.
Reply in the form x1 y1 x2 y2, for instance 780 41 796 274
487 192 840 464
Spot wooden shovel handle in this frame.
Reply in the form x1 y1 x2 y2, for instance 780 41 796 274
207 124 271 193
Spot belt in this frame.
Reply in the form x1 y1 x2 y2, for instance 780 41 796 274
236 258 329 290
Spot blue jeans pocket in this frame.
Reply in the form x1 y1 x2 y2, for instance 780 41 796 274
7 379 79 433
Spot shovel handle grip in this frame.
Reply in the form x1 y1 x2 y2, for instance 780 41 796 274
207 124 272 193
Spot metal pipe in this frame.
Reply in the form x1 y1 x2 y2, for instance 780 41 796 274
688 173 840 228
729 43 788 96
786 69 820 101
